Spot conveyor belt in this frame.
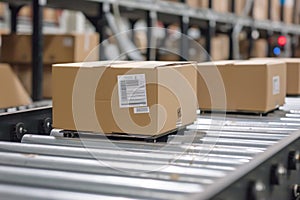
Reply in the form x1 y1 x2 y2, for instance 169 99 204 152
0 98 299 200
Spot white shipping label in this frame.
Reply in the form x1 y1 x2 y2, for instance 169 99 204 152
273 76 280 95
63 37 73 47
118 74 148 108
134 107 150 114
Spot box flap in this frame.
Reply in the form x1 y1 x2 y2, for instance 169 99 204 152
53 61 130 68
235 60 285 66
281 58 300 64
110 61 193 69
198 60 236 67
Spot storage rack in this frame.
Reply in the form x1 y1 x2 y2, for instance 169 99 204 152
2 0 300 101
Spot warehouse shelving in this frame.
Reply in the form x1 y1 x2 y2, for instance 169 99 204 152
1 0 300 100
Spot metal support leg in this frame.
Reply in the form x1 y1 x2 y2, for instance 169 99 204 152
229 27 234 60
32 0 44 101
85 3 106 60
267 31 272 57
268 0 272 20
230 0 235 13
129 19 137 44
292 0 297 24
9 5 22 33
247 29 254 58
208 0 212 9
291 35 298 57
280 2 284 22
205 21 215 61
146 11 154 61
180 16 189 61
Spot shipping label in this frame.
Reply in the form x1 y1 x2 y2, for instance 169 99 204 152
118 74 147 108
273 76 280 95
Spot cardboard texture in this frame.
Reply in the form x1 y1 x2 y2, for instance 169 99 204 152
197 60 286 112
251 58 300 95
282 0 294 24
284 59 300 95
211 35 229 60
0 2 6 19
1 33 99 64
186 0 229 13
272 0 281 21
253 0 268 20
234 0 246 16
253 39 268 57
12 64 52 98
53 61 197 136
0 64 31 109
18 6 60 23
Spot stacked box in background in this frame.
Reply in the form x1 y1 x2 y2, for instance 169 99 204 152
197 60 286 113
211 35 229 60
186 0 229 13
284 59 300 95
239 38 268 59
0 64 31 109
1 33 99 98
18 6 60 24
167 0 300 24
53 61 197 135
253 0 268 20
253 39 268 57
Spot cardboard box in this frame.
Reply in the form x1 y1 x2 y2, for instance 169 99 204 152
1 33 99 64
253 0 268 20
12 64 52 98
0 64 31 109
284 59 300 95
251 58 300 95
233 0 246 15
271 0 281 21
253 39 268 57
197 60 286 112
283 0 294 24
0 2 6 19
18 6 60 23
211 35 229 60
53 61 197 135
186 0 229 13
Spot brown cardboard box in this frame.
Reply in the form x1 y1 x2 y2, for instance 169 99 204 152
53 61 197 135
283 0 294 24
234 0 271 20
272 0 281 21
233 0 246 15
197 60 286 112
1 33 99 64
43 8 60 23
251 58 300 95
211 35 229 60
18 6 31 18
0 64 31 109
284 59 300 95
0 2 6 19
18 6 60 23
186 0 229 13
253 39 268 57
12 64 52 98
253 0 268 20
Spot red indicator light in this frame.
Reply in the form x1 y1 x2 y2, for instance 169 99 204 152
277 36 287 46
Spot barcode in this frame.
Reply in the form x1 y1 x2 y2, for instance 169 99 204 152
273 76 280 95
134 107 150 114
118 74 148 108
